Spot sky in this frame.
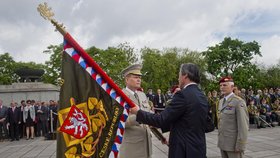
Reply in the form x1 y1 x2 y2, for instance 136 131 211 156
0 0 280 66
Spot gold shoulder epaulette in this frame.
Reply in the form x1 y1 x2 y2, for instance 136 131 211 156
233 95 243 100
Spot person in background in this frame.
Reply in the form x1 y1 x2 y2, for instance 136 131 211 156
260 98 275 127
210 90 219 129
247 99 261 128
165 90 173 101
146 88 155 102
49 100 58 133
240 88 246 102
36 101 49 137
154 89 166 113
0 99 8 141
19 100 26 139
6 101 21 141
23 100 35 140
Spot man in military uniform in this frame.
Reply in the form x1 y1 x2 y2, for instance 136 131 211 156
209 90 219 128
271 98 280 125
247 99 261 128
240 88 246 102
119 64 152 158
218 77 249 158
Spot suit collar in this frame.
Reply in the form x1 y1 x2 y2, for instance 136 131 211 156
125 87 136 95
183 82 197 89
224 92 234 101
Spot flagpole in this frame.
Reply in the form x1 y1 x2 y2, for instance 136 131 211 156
37 3 136 108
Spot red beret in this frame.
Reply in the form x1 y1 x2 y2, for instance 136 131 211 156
219 76 233 84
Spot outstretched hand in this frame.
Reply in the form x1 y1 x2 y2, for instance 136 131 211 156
130 105 140 114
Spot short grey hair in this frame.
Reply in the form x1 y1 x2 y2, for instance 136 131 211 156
180 63 200 84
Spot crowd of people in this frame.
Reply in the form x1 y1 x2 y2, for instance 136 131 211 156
145 86 181 113
208 87 280 129
0 99 58 141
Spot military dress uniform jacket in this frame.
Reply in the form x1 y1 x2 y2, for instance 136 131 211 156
119 89 152 158
136 84 208 158
218 94 249 151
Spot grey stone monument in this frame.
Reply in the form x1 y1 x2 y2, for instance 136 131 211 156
0 68 59 106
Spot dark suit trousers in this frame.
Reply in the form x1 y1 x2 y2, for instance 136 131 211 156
9 122 19 140
37 119 48 136
0 122 8 140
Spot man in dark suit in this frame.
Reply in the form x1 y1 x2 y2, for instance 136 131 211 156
146 88 155 102
7 101 21 141
0 99 8 141
153 89 166 113
131 63 208 158
36 101 49 137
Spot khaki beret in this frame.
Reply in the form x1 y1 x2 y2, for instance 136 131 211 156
121 64 142 77
219 76 234 84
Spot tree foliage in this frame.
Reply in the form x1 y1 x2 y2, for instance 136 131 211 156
1 36 279 93
0 53 44 84
0 53 16 84
231 65 261 89
141 47 207 93
262 66 280 89
203 37 262 78
41 42 137 86
42 44 63 85
87 42 137 87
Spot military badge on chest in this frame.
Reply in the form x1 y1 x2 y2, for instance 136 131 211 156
225 105 233 110
141 100 148 108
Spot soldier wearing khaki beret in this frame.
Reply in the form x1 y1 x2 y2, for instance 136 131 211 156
119 64 152 158
218 77 249 158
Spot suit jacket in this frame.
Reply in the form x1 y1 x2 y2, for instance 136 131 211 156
0 106 8 120
154 94 166 108
36 106 48 121
136 84 208 158
119 88 152 158
7 107 21 124
218 94 249 151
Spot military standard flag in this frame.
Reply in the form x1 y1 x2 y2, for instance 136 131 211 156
57 33 135 158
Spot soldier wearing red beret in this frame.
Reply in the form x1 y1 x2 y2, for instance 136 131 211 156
218 77 249 158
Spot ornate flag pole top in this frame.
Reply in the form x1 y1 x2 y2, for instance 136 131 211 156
37 2 67 35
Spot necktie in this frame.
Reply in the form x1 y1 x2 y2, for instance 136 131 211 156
222 98 226 108
134 92 141 106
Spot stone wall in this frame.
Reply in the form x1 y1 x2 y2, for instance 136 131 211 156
0 82 60 106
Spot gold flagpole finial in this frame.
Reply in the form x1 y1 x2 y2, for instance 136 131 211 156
37 2 67 35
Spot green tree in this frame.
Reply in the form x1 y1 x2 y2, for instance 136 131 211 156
0 53 16 84
231 65 261 89
203 37 262 78
141 47 177 92
263 66 280 88
141 47 207 92
87 42 137 87
42 44 63 85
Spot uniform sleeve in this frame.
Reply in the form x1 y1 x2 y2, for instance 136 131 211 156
125 114 140 127
235 99 249 151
